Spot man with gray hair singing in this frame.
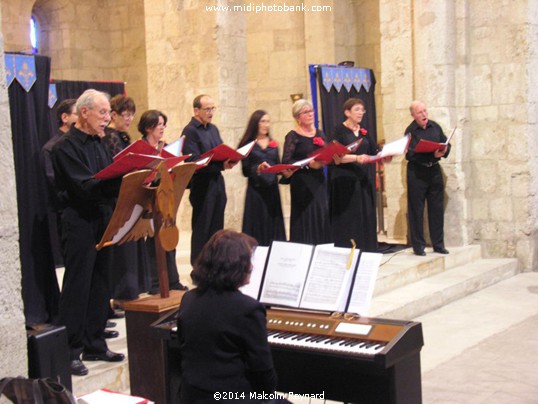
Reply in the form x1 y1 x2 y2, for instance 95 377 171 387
52 89 124 376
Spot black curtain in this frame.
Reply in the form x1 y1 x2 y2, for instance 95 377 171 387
317 67 377 144
8 54 59 326
7 57 126 326
48 80 125 140
316 67 379 242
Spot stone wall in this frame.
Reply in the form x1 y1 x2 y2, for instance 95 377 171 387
1 0 149 114
0 0 536 273
380 0 537 270
0 2 28 377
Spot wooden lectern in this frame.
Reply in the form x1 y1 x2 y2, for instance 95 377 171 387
96 161 196 403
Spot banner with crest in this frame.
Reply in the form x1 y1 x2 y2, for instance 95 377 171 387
4 54 37 92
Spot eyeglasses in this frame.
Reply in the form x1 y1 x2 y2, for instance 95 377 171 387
95 109 111 117
299 109 314 115
201 107 216 113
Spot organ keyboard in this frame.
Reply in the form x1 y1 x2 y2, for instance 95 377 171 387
266 308 424 403
151 307 424 404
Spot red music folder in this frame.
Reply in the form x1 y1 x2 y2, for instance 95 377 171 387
94 153 190 180
200 140 256 162
260 156 316 174
309 139 363 163
114 139 185 160
413 127 456 153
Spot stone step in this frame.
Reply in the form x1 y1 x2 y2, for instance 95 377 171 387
71 318 130 398
375 245 482 296
369 257 519 320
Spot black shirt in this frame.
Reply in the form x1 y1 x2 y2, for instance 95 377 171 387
51 126 121 218
405 119 451 165
177 288 277 394
182 117 224 175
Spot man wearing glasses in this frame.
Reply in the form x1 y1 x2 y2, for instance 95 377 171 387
52 89 125 376
182 94 237 265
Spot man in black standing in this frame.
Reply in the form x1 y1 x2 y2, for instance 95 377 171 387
52 89 124 376
41 99 77 268
182 94 237 265
405 100 451 256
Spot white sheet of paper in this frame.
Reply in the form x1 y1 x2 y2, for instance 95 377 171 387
163 137 184 156
237 140 256 156
260 241 314 307
379 135 409 158
240 246 269 299
347 252 382 316
299 245 360 312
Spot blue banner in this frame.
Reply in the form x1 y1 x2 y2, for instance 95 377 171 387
14 55 37 92
48 83 57 108
4 54 15 87
319 65 372 93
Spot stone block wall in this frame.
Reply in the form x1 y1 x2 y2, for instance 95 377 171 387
0 4 28 377
1 0 536 272
2 0 150 114
379 0 537 270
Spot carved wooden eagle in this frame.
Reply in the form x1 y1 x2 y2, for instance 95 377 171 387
96 161 197 252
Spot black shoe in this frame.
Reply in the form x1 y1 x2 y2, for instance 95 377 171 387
414 250 426 256
106 320 116 328
82 350 125 362
172 283 189 291
434 247 450 254
103 330 119 339
70 359 89 376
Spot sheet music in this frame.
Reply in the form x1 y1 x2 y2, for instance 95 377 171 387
347 252 382 316
445 127 456 144
240 246 269 299
110 204 144 244
163 137 184 156
299 245 360 312
237 140 256 156
379 135 409 158
260 241 314 307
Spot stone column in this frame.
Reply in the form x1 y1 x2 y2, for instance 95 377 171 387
144 0 247 231
380 0 469 247
0 4 28 376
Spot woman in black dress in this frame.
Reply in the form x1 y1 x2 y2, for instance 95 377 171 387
238 110 286 245
138 110 187 293
282 99 332 245
102 96 151 307
177 229 278 402
331 98 381 252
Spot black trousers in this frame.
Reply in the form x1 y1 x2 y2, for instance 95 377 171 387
407 162 446 252
189 174 226 265
55 206 112 360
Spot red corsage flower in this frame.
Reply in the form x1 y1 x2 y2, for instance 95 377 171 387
312 137 324 146
268 140 278 148
360 128 368 136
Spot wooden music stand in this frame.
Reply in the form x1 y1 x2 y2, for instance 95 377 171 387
96 161 196 403
96 161 196 297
